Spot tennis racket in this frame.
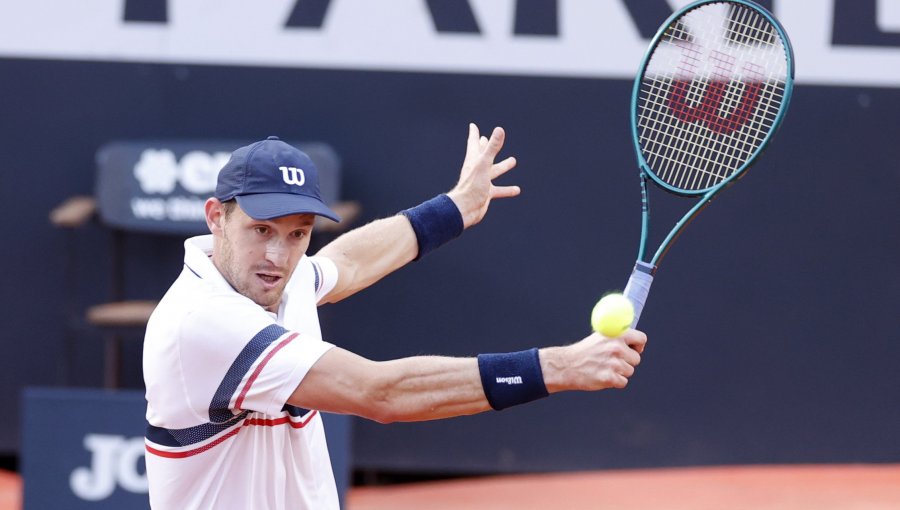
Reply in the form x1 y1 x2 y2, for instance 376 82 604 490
616 0 795 328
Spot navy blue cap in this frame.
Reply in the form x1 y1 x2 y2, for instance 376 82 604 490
215 136 340 222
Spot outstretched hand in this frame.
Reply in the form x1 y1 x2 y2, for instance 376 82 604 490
447 123 520 229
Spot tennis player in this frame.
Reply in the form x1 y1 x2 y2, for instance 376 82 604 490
143 125 647 509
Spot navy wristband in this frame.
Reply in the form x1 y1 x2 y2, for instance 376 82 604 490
400 194 464 261
477 348 549 411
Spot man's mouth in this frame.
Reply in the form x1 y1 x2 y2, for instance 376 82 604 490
257 273 283 288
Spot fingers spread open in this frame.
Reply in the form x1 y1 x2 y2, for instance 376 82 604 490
484 126 505 158
490 156 517 179
491 185 521 199
467 123 481 154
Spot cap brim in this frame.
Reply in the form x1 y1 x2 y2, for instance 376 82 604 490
235 193 341 222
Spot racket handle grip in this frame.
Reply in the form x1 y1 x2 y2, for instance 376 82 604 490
624 261 655 328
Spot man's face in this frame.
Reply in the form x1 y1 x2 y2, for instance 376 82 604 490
210 201 315 312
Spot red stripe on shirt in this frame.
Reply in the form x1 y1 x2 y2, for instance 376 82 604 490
145 410 319 458
245 410 318 428
145 425 242 459
234 332 299 410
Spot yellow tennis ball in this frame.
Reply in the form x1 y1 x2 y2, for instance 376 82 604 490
591 293 635 337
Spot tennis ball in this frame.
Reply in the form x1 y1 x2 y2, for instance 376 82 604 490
591 293 635 337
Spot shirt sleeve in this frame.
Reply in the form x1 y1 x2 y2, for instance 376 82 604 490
178 293 333 419
308 255 339 303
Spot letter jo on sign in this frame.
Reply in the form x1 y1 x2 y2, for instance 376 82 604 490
69 433 148 501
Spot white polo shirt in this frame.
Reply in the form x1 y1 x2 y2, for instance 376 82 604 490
143 235 339 510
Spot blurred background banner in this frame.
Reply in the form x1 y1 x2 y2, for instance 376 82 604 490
92 140 339 234
93 141 230 235
3 0 898 480
3 1 900 85
20 389 352 509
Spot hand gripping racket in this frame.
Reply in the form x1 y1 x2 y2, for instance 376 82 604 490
618 0 795 328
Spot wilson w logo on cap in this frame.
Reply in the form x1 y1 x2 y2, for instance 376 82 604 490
279 166 306 186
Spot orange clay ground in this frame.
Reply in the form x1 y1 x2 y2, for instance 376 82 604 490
347 464 900 510
2 464 898 509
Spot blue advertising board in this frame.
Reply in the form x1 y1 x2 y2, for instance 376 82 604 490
21 388 352 509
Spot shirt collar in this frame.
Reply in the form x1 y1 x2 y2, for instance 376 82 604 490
183 234 234 291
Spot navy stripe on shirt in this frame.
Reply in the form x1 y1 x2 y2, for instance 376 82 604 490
147 323 296 447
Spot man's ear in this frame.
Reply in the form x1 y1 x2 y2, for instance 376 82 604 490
205 198 225 235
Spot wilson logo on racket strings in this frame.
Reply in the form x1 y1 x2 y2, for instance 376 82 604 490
667 49 764 136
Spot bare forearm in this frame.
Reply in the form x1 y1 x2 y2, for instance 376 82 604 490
315 214 418 303
292 348 490 423
371 356 490 422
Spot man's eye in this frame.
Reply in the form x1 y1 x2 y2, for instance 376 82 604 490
254 226 269 235
292 230 306 239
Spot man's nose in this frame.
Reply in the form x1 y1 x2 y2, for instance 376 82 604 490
265 239 288 266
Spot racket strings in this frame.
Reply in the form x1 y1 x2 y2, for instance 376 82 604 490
636 2 788 192
726 4 778 46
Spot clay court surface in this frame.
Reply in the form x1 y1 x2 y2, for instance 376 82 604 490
3 464 898 509
348 465 900 510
